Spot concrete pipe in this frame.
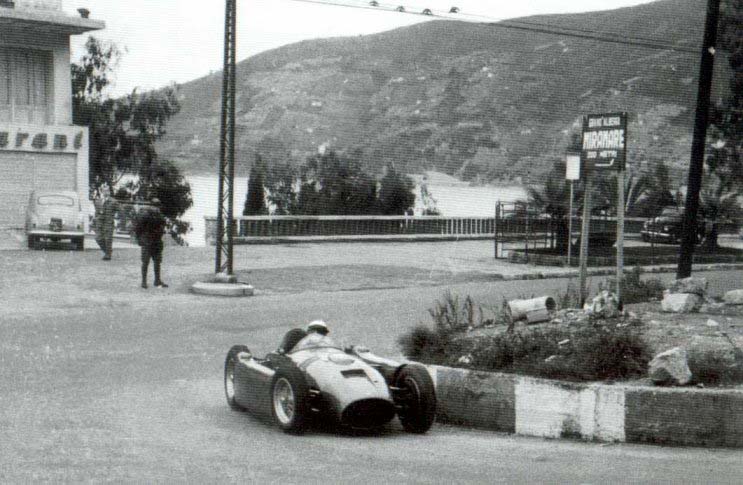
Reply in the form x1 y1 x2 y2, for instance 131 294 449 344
507 296 556 324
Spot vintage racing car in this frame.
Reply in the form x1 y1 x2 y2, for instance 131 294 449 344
223 336 436 434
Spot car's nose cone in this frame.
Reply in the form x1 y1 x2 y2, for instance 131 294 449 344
341 398 396 429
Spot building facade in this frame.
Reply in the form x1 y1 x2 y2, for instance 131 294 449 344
0 0 103 227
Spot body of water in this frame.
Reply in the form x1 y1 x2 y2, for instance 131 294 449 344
181 173 527 246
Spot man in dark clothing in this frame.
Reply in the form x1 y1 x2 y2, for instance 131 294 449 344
134 198 168 289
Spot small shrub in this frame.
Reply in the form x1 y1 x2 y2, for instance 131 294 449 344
397 325 448 364
553 325 651 380
688 354 743 386
428 290 488 334
600 266 665 304
461 324 651 381
557 281 582 309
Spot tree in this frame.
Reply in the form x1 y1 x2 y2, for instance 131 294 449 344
629 162 677 217
702 1 743 248
265 162 298 215
699 172 739 250
526 160 578 252
72 36 191 240
243 156 268 215
377 164 416 215
295 151 378 215
262 151 418 216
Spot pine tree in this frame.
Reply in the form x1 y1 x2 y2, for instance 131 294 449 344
243 156 268 216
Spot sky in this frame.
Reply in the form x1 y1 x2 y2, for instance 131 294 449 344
63 0 657 97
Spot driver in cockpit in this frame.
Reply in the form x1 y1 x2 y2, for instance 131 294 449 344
277 320 336 354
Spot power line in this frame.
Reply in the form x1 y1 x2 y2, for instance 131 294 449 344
286 0 701 55
506 18 699 50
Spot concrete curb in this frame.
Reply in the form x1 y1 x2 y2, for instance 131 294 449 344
426 365 743 448
190 281 254 297
493 263 743 282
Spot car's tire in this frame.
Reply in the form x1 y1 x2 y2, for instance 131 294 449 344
641 234 649 243
27 235 35 249
270 364 310 434
395 364 436 434
224 345 250 411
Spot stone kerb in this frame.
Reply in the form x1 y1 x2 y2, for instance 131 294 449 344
426 364 743 448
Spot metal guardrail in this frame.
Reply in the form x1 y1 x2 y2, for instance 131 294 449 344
205 215 495 244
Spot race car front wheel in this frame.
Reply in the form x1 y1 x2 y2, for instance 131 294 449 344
395 364 437 434
270 365 310 434
224 345 249 411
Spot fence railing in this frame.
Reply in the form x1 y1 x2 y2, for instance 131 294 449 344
205 215 495 244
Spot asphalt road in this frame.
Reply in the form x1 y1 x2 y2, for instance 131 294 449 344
2 250 743 482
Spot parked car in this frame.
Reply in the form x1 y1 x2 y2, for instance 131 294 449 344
224 339 436 434
25 190 85 250
641 206 704 244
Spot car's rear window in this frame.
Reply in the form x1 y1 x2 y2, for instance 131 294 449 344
37 195 75 207
660 208 680 216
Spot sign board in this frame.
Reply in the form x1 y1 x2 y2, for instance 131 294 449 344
0 125 86 154
565 155 581 181
581 112 627 171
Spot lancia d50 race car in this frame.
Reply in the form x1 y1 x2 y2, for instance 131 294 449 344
223 336 436 434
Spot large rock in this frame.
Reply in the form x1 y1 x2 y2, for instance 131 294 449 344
667 277 708 297
724 289 743 305
649 347 692 386
661 292 702 313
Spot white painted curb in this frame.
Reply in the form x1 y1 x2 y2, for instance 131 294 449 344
425 364 743 448
190 281 254 297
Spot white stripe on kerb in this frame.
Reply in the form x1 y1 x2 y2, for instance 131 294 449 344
515 378 625 442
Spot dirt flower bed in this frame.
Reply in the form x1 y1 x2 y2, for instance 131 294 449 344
399 289 743 387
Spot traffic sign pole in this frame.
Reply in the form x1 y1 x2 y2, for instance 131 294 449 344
616 169 625 305
567 180 574 267
579 172 593 307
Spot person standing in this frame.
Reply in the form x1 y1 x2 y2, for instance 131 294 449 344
134 197 168 289
94 185 118 260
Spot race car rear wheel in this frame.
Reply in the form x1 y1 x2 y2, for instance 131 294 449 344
270 365 310 434
224 345 249 411
395 364 436 434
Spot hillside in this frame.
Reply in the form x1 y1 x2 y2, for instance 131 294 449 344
157 0 728 182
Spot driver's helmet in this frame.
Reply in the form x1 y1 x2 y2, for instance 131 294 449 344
305 320 329 335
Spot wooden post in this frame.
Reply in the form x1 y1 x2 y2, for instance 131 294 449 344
579 173 593 307
616 169 625 305
678 0 721 278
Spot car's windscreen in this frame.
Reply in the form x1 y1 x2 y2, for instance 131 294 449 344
37 195 75 207
292 334 341 352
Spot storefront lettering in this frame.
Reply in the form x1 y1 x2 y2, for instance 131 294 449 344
54 134 68 149
0 129 84 152
15 132 30 147
32 133 48 149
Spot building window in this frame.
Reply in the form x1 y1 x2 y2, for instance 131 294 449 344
0 48 52 125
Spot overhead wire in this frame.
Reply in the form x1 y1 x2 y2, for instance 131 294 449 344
285 0 702 55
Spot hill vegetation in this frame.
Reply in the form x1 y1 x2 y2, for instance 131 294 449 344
157 0 727 185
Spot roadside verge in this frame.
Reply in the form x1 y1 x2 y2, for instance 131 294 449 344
426 365 743 448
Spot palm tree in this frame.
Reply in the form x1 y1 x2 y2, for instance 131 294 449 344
526 162 578 252
699 173 739 251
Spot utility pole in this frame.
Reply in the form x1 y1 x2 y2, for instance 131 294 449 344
215 0 238 275
677 0 721 278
